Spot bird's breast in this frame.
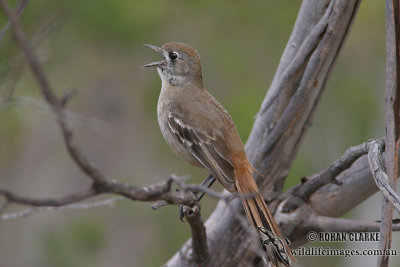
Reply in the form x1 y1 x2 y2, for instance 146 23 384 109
157 89 202 168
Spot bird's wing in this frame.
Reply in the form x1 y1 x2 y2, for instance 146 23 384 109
167 112 236 191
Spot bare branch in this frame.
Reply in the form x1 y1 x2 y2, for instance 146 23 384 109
181 204 210 265
280 139 400 249
165 198 268 267
1 196 124 221
283 140 373 212
151 200 169 210
0 187 98 207
368 139 400 213
0 97 112 135
246 0 361 192
282 206 400 248
309 216 400 233
0 174 234 221
98 176 199 206
152 177 237 210
0 175 202 213
378 0 400 266
168 176 233 200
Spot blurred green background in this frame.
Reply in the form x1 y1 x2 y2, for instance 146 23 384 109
0 1 397 266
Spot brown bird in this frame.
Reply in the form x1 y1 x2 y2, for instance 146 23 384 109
144 42 292 266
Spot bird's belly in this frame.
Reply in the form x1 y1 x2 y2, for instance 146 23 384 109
160 120 203 168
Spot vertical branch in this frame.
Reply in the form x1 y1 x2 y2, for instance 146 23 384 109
182 204 210 266
378 0 400 266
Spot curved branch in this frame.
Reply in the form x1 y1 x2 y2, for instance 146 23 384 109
368 139 400 213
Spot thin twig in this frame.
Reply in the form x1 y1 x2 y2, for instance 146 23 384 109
3 12 66 101
0 96 112 134
1 196 125 221
0 186 98 207
0 0 29 45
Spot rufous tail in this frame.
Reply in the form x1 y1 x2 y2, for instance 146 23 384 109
234 160 293 266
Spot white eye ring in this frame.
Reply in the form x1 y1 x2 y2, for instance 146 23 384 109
168 51 178 60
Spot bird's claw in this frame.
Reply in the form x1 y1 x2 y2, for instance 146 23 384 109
257 226 291 266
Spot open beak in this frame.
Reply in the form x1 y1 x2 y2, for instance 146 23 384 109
143 44 166 68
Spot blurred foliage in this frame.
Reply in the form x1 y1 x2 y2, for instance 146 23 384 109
0 1 394 267
40 219 105 267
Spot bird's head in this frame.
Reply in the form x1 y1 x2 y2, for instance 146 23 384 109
144 42 203 87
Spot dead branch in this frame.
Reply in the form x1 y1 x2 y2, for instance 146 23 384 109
378 0 400 266
283 206 400 248
310 216 400 233
1 196 124 221
368 139 400 212
283 140 373 212
181 204 210 266
0 174 215 212
0 173 221 262
0 186 98 207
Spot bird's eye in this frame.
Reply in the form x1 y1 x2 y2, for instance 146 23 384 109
169 51 178 60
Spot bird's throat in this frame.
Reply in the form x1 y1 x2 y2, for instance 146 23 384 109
157 67 186 87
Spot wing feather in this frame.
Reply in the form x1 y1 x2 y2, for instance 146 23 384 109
167 113 236 191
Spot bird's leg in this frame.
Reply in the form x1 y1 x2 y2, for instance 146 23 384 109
197 174 216 201
179 174 216 221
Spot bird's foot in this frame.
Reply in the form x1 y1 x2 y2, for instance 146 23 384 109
257 226 291 266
